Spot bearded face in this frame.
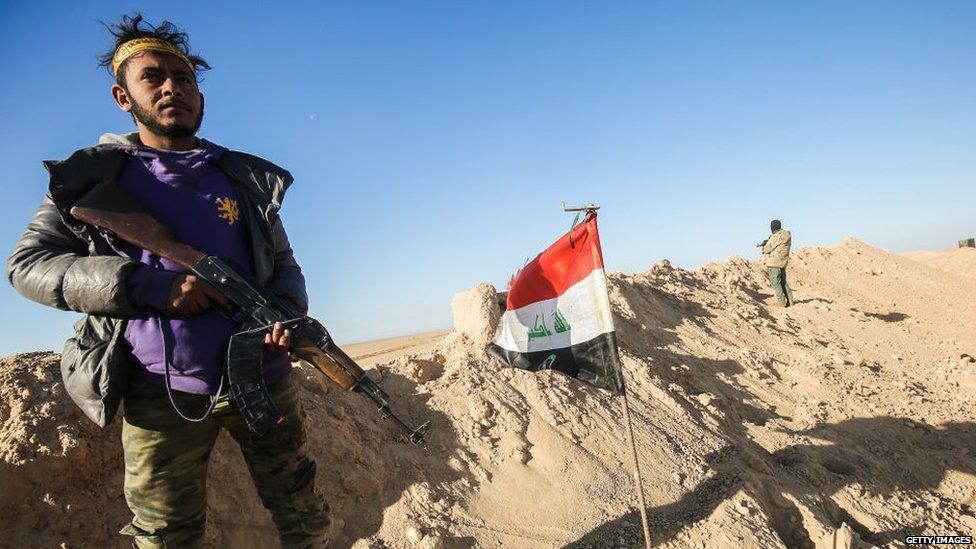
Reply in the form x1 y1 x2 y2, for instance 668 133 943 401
115 50 205 142
128 92 204 139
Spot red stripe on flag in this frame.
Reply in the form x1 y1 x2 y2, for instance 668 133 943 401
506 213 605 310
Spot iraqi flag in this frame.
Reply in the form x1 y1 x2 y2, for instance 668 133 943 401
488 213 626 394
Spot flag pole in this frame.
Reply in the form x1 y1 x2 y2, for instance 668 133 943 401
562 202 653 548
620 389 652 549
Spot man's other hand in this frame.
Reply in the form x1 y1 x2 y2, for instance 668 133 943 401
264 322 291 354
167 274 231 316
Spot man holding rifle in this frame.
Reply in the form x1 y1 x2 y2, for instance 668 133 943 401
7 15 330 547
759 219 795 307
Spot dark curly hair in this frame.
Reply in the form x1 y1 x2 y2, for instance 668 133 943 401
97 13 210 87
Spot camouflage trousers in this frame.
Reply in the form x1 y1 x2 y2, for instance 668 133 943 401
120 374 331 548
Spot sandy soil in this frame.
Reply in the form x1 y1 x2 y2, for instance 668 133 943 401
901 247 976 279
2 238 974 548
344 330 450 367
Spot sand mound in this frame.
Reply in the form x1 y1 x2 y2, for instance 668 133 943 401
0 353 437 547
0 352 128 545
3 238 976 548
902 246 976 279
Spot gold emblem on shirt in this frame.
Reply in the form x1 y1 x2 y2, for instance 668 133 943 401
216 197 240 225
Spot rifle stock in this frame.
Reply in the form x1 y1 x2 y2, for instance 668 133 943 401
70 181 206 269
291 339 358 391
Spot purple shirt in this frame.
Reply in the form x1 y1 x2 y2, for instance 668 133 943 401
117 142 290 395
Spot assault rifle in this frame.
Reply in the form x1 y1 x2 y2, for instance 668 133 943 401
70 182 430 445
756 239 768 248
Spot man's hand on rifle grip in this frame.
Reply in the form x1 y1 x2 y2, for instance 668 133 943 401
166 274 232 316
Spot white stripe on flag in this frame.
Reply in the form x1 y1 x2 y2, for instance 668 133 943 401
493 268 615 353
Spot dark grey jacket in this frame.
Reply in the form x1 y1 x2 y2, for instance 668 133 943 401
7 136 308 427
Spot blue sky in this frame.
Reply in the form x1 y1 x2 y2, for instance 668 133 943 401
1 1 973 355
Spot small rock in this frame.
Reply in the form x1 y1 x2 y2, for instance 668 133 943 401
408 359 444 383
658 259 671 269
35 367 56 383
468 400 494 420
405 525 425 544
821 456 856 476
421 535 445 549
858 360 881 373
366 367 384 383
829 523 857 549
297 372 328 396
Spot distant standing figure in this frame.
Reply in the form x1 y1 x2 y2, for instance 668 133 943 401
761 219 794 306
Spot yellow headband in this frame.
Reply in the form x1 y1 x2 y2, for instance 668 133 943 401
111 37 194 77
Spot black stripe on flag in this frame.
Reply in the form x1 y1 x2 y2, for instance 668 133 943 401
489 332 626 395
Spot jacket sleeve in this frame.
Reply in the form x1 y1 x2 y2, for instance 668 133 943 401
7 195 142 315
266 215 309 315
762 232 783 255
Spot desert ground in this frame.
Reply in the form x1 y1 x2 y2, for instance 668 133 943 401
1 240 974 548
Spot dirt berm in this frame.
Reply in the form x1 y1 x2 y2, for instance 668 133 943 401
2 238 975 548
